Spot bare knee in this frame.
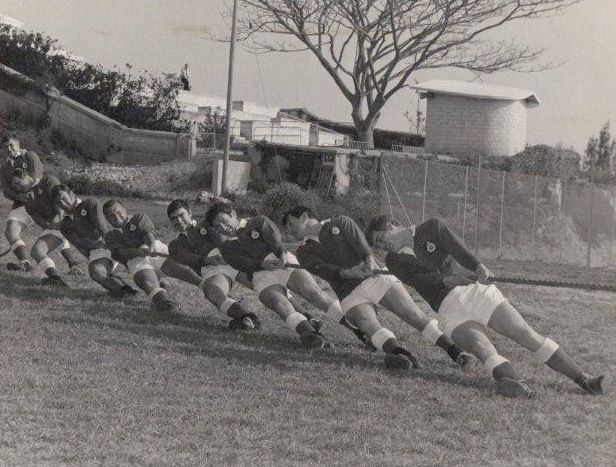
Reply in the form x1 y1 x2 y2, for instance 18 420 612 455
30 241 48 261
88 262 109 282
6 221 22 242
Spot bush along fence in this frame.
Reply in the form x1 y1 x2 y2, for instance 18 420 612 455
379 154 616 268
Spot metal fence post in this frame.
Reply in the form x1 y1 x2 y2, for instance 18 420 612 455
531 174 538 261
559 178 566 263
474 155 482 255
422 159 429 222
609 192 615 268
586 179 595 268
498 171 506 257
462 166 469 242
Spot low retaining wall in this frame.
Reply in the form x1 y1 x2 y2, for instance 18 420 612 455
0 63 190 164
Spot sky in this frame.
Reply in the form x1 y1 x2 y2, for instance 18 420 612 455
2 0 615 153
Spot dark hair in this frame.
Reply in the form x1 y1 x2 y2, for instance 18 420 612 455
1 130 14 144
103 199 123 212
282 205 315 226
167 199 190 218
205 201 234 225
364 215 390 246
51 183 73 199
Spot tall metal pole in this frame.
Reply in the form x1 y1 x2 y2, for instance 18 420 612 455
421 159 429 222
474 155 482 255
559 178 566 263
221 0 239 195
498 171 506 258
462 166 469 242
531 175 538 261
586 157 595 268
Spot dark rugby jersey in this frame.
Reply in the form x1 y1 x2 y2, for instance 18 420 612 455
168 222 220 272
385 218 481 311
0 151 44 203
24 175 61 229
59 198 110 256
218 215 285 278
104 212 156 265
295 215 373 299
411 218 480 272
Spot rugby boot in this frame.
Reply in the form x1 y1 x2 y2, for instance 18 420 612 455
385 347 420 370
495 378 533 398
340 317 376 352
575 374 604 395
41 275 70 288
300 331 327 349
109 285 140 298
228 312 262 331
7 260 32 272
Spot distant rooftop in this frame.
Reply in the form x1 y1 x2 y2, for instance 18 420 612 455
410 79 540 107
0 13 25 29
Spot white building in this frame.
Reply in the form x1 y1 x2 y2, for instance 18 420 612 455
0 14 25 29
410 80 540 157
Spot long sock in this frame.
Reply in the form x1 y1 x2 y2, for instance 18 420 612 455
99 276 125 291
38 257 58 277
285 312 314 336
150 288 168 304
485 354 520 381
61 248 82 268
421 319 462 362
219 297 245 319
12 242 28 261
382 337 407 354
538 339 585 381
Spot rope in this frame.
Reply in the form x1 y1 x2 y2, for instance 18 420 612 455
381 164 413 227
381 169 394 220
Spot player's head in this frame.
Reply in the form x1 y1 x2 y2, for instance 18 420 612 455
365 215 408 252
9 170 36 192
51 184 77 211
282 205 318 241
2 134 21 159
206 201 238 237
103 199 129 228
167 199 193 232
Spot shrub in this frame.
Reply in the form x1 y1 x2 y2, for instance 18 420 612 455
335 188 382 229
260 182 319 223
63 174 149 198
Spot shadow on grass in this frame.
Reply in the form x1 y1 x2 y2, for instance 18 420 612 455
41 299 484 392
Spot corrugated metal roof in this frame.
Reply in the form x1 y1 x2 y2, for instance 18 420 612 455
410 79 540 106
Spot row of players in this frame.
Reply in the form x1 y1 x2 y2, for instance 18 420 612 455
1 134 605 398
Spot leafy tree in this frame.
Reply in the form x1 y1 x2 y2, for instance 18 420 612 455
0 25 183 132
584 121 616 177
228 0 580 148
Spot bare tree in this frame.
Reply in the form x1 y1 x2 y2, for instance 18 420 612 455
224 0 579 148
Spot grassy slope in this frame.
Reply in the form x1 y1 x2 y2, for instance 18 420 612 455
1 196 615 467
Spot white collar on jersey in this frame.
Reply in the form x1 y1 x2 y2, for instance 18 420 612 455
398 246 416 256
301 219 330 244
238 218 247 229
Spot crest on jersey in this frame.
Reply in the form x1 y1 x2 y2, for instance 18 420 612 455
200 227 207 236
37 188 43 195
331 226 340 235
250 230 260 239
22 162 28 170
426 241 436 253
129 224 137 232
80 209 87 216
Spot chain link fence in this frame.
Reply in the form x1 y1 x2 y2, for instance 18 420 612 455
380 154 616 268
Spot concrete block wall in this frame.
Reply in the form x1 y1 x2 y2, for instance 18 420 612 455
425 94 528 156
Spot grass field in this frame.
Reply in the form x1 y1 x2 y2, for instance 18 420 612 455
1 196 615 467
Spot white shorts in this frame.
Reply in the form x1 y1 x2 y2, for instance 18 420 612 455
201 264 239 282
340 274 401 313
7 206 33 225
253 268 296 295
126 240 168 275
438 283 508 337
40 229 71 250
88 248 118 271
